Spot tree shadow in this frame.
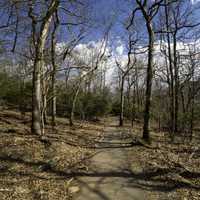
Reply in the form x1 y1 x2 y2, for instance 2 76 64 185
0 152 200 200
0 154 199 188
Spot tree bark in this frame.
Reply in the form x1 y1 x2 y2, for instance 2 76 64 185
51 19 59 127
31 0 59 135
173 33 179 133
69 79 82 126
143 21 154 141
131 84 136 127
32 54 42 135
119 76 125 126
165 2 175 134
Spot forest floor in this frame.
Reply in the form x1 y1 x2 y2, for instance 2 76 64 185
75 119 147 200
74 118 200 200
0 109 200 200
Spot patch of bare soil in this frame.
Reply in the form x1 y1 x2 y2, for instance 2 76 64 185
0 109 103 200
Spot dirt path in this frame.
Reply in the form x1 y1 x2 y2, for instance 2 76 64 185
75 122 147 200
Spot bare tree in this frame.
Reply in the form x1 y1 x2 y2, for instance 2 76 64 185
69 32 109 126
115 34 137 126
28 0 59 135
127 0 163 141
157 0 200 137
51 14 59 127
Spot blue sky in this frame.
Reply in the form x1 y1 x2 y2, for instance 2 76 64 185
83 0 200 46
1 0 200 57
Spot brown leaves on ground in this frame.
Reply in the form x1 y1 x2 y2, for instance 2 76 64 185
0 109 100 200
128 128 200 200
0 110 200 200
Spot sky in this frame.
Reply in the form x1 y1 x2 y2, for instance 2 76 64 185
1 0 200 63
84 0 200 54
191 0 200 4
67 0 200 83
1 0 200 85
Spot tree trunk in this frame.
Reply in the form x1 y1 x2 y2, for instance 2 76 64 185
32 58 42 135
190 73 195 140
131 85 136 127
51 73 56 126
173 33 179 133
51 21 58 127
31 0 59 135
190 98 194 140
165 1 175 135
41 68 47 126
41 65 48 135
119 76 125 126
69 81 81 126
143 22 154 141
19 77 25 119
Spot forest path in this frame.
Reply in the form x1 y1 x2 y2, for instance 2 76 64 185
75 119 147 200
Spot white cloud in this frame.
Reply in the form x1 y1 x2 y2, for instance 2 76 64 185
116 45 124 55
57 38 200 86
191 0 200 4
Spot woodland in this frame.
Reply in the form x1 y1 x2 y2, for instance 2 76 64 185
0 0 200 199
